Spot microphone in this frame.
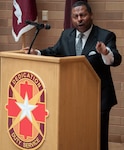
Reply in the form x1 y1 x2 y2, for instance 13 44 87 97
25 20 51 30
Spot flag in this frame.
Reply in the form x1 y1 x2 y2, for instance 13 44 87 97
64 0 87 29
12 0 37 42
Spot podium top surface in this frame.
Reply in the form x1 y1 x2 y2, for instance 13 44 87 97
0 50 88 63
0 50 100 81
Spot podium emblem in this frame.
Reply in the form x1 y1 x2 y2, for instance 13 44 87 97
5 71 49 150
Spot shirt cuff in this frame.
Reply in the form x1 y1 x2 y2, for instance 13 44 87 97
35 49 41 55
101 47 114 65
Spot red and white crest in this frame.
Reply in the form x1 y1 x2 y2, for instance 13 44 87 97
5 71 49 150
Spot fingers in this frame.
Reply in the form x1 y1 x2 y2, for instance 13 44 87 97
23 47 35 54
96 41 101 53
96 41 106 54
22 47 30 54
96 41 103 49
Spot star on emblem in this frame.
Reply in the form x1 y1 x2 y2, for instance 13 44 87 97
16 93 37 122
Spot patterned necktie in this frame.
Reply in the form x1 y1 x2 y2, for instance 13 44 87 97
76 33 83 55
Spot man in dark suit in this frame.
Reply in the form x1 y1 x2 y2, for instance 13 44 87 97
24 1 122 150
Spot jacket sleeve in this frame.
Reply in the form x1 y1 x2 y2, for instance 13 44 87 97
98 30 122 67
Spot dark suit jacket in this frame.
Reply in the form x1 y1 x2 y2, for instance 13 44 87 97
40 25 122 111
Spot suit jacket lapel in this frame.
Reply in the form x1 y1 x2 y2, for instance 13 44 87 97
66 26 98 56
68 29 76 55
82 25 98 55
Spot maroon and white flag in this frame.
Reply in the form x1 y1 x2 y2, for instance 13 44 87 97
12 0 37 42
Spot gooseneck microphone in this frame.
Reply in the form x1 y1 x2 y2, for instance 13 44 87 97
26 20 51 30
25 20 51 54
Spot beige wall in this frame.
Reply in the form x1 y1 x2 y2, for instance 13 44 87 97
0 0 124 143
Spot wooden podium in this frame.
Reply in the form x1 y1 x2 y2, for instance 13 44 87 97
0 50 100 150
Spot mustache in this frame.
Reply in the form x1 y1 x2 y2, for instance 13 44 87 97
78 23 84 26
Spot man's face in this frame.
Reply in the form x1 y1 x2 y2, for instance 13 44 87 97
71 5 93 32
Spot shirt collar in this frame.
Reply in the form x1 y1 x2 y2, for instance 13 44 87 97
76 25 93 38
